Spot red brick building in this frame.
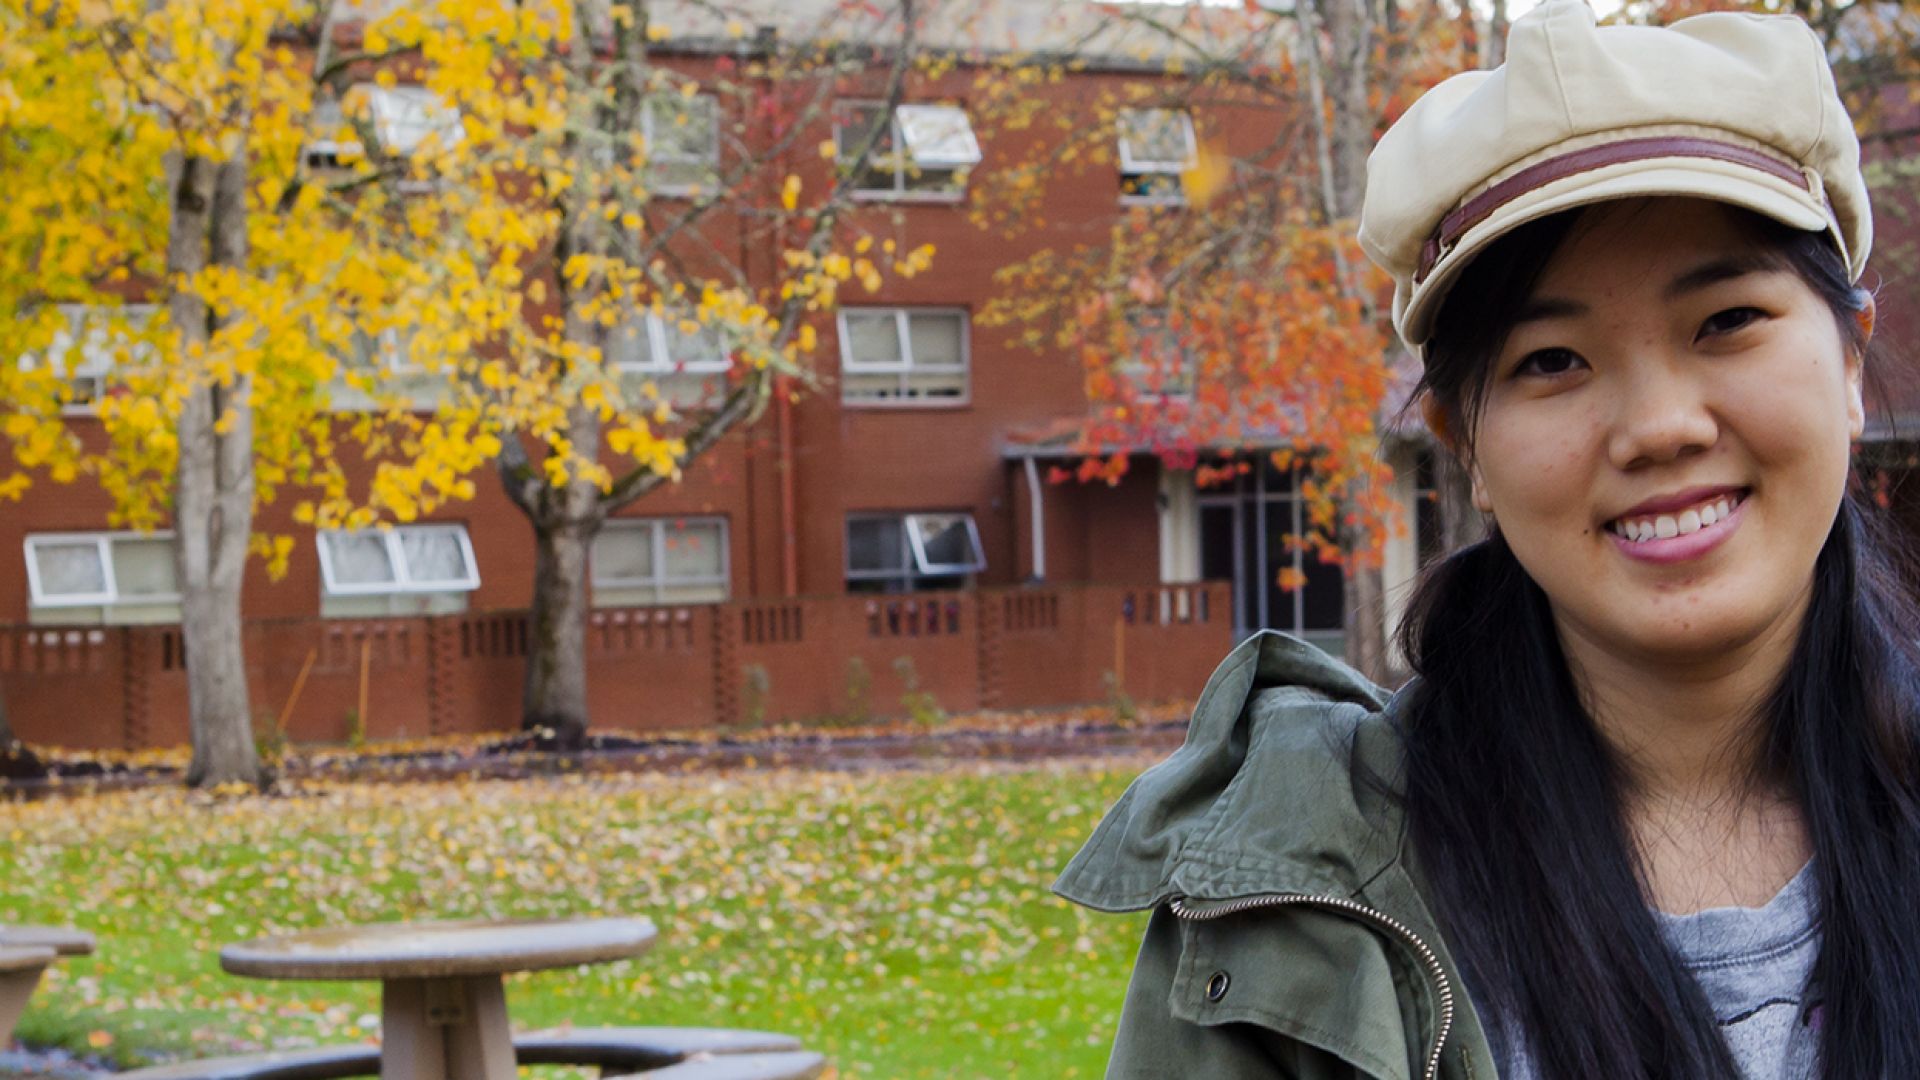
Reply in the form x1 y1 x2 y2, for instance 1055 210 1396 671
5 4 1917 750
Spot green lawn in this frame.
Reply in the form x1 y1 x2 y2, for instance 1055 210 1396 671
0 759 1155 1077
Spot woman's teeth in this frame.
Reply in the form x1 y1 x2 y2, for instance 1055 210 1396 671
1610 494 1743 543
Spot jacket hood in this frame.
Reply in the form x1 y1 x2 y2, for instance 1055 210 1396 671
1054 630 1406 913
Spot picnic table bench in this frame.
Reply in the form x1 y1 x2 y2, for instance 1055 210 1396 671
115 1028 825 1078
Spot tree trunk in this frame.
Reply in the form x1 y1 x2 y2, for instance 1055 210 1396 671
1308 0 1393 681
1484 0 1510 68
1435 452 1485 554
515 37 626 751
0 689 15 748
170 152 262 789
1342 558 1388 675
523 511 599 749
517 197 606 750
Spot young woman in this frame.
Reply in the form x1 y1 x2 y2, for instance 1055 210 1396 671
1055 2 1920 1077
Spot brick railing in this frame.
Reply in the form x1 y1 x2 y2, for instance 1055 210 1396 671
0 582 1231 751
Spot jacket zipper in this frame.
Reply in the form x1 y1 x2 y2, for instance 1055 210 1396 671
1169 892 1455 1080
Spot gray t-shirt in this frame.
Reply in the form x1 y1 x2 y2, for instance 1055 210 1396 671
1477 862 1821 1078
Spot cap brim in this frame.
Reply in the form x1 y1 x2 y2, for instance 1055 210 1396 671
1399 159 1839 348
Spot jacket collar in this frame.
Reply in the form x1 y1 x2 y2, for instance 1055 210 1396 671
1054 630 1405 913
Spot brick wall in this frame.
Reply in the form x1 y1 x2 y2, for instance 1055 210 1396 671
0 582 1231 751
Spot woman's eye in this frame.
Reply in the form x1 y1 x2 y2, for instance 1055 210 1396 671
1513 348 1585 378
1698 306 1764 339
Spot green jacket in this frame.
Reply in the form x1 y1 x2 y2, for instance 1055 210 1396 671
1054 631 1501 1080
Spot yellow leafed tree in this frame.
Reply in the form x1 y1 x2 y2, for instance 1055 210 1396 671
0 0 502 786
265 0 944 748
2 0 948 772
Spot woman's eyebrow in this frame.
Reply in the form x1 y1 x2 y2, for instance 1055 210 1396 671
1512 296 1587 326
1662 254 1776 301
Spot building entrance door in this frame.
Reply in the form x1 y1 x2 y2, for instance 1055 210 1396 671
1196 460 1346 656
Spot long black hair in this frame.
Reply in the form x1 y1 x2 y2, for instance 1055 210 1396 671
1399 206 1920 1077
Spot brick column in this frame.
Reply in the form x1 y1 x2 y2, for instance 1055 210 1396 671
976 591 1004 710
122 628 148 751
712 606 740 727
426 616 458 737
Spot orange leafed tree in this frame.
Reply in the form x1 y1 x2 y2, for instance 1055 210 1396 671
969 0 1468 676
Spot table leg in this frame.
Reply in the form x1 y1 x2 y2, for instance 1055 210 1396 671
380 976 516 1080
0 964 47 1046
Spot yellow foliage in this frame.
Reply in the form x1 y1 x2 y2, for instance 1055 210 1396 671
1 0 937 583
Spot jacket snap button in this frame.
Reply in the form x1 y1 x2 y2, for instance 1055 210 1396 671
1205 970 1230 1003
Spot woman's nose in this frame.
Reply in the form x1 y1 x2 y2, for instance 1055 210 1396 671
1605 360 1719 471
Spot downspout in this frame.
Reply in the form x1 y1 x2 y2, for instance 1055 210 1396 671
757 23 800 599
1023 454 1047 582
778 385 798 596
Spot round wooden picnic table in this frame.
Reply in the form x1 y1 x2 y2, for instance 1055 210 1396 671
219 916 657 1080
0 924 96 957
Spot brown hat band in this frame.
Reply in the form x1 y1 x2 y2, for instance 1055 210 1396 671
1414 136 1812 284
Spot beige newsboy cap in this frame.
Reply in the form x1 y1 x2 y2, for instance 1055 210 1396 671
1358 0 1871 349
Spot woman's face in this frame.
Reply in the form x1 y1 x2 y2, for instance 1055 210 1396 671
1468 199 1866 669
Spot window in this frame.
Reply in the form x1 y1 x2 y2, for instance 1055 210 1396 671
1115 309 1194 399
590 517 729 607
349 324 418 375
846 513 985 593
606 311 731 375
837 308 968 405
1118 108 1197 204
19 305 159 412
1197 461 1344 649
835 102 981 199
364 86 466 156
316 524 479 617
328 322 439 414
24 532 180 625
642 93 720 195
305 86 463 191
304 95 361 171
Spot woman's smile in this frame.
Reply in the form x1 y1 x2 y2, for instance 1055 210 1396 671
1604 486 1749 565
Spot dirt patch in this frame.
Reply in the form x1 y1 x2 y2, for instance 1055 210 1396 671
0 742 140 785
1 711 1188 799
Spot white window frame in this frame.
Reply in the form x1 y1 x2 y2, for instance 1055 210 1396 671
608 312 733 376
836 100 979 202
590 516 730 604
19 304 160 415
893 104 983 170
641 92 721 195
304 95 363 169
845 511 986 591
1118 108 1198 206
364 85 467 157
316 524 481 597
905 513 987 576
1117 308 1195 400
351 324 420 376
24 531 179 609
836 307 971 407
